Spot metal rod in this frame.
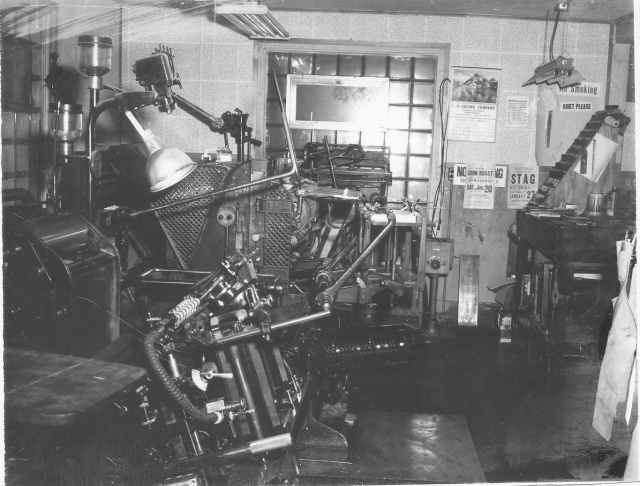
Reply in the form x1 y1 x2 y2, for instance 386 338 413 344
227 344 265 440
326 236 358 271
318 214 396 309
272 68 300 188
173 93 224 131
213 310 331 346
323 136 338 188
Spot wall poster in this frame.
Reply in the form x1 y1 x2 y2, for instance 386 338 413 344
448 67 500 143
463 161 496 209
507 165 539 209
505 95 530 128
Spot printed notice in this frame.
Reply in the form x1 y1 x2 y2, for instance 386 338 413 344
506 95 529 128
453 163 507 187
560 101 593 111
507 165 538 209
463 162 496 209
448 67 500 143
557 81 601 97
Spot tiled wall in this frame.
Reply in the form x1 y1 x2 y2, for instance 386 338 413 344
120 8 613 303
121 8 611 170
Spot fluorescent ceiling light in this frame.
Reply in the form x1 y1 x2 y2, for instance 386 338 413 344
216 2 290 40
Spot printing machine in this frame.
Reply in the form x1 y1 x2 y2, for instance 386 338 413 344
3 39 482 486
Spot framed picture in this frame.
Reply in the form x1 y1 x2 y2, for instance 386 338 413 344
286 74 389 131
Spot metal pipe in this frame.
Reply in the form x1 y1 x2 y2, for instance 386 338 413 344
323 136 338 188
326 236 358 271
271 68 300 189
227 344 265 440
317 214 396 309
213 310 331 346
424 274 439 339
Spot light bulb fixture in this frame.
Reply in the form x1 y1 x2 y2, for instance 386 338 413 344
522 56 583 88
124 111 197 192
216 2 290 40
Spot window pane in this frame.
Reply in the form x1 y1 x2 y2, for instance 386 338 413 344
364 55 386 77
291 53 314 74
15 176 29 190
408 156 430 178
2 111 15 139
315 54 337 75
291 128 312 148
409 132 432 154
266 125 286 149
267 74 287 99
3 178 15 191
411 107 433 130
387 106 410 129
268 53 289 74
389 154 406 178
386 130 409 154
16 113 29 139
340 55 362 76
414 58 436 80
407 180 428 201
2 143 15 173
360 130 385 147
266 100 281 123
413 82 434 105
314 130 334 143
16 144 29 172
336 131 359 144
389 56 411 79
389 81 410 104
388 179 405 200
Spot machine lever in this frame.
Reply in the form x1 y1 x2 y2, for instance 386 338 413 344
317 213 396 310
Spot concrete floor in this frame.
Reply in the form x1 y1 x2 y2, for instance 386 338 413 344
348 323 633 483
4 311 635 485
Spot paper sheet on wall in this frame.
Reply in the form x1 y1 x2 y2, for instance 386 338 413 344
448 67 500 143
578 133 618 182
463 162 496 209
453 163 507 187
505 95 529 128
507 165 538 209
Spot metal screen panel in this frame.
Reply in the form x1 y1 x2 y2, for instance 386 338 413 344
153 164 230 269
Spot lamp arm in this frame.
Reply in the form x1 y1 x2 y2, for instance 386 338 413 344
173 93 225 132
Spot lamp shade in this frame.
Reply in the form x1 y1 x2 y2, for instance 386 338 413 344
146 146 197 193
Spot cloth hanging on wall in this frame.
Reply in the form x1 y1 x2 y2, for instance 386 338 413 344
592 235 637 479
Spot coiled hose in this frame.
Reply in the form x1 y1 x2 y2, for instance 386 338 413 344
144 325 222 423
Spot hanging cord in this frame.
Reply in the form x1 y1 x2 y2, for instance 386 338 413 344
432 78 451 230
549 10 561 61
542 11 550 63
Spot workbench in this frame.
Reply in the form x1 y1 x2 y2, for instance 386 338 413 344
4 348 147 426
512 210 634 374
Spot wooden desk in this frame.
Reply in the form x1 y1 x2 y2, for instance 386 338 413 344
513 211 633 371
4 348 147 426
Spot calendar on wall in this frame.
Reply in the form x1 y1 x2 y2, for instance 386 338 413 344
448 67 501 143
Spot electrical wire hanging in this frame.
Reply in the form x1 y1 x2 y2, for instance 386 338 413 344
431 77 451 231
549 10 561 61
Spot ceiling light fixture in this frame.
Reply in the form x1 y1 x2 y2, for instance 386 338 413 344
522 1 582 88
216 1 290 40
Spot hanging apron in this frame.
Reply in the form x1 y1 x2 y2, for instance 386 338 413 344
592 235 637 443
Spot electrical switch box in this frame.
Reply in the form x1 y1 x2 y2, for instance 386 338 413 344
425 238 454 275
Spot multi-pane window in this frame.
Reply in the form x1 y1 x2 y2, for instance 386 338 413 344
264 51 437 202
1 7 53 201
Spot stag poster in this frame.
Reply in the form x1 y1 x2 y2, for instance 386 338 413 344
448 67 500 143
